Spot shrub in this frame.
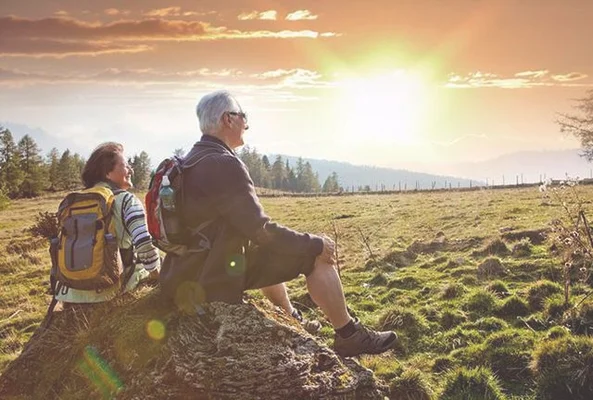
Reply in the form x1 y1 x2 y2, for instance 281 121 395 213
389 369 435 400
28 211 59 239
464 290 498 315
441 309 468 330
440 367 507 400
441 283 467 300
497 295 530 318
527 280 563 311
531 335 593 399
486 280 510 298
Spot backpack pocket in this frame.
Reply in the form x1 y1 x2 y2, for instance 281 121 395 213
103 233 123 287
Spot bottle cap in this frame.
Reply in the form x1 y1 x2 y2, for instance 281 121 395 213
162 175 170 186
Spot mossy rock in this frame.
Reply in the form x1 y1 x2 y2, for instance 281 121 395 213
0 293 387 399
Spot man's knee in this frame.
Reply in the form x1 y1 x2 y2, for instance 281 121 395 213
310 260 337 275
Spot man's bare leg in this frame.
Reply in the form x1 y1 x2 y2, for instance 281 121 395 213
305 260 351 329
260 283 294 315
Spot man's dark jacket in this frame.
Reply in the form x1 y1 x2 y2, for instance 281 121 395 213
160 135 323 305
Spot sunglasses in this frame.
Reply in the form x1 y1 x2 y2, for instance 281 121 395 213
228 111 248 122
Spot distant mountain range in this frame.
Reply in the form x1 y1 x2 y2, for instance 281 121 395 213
271 155 481 190
273 148 592 190
439 149 592 184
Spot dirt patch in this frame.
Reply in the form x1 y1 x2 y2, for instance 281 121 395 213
382 250 417 267
502 229 549 245
472 238 510 257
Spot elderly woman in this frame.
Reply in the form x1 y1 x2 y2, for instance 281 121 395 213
54 142 160 304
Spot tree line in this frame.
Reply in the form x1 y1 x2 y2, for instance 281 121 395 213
0 127 341 204
237 146 341 193
0 127 153 202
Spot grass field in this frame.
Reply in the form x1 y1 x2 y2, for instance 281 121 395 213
1 185 593 398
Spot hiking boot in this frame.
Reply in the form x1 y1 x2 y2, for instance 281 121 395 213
292 309 322 334
333 319 397 357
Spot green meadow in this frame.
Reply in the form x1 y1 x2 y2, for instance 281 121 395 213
2 186 593 399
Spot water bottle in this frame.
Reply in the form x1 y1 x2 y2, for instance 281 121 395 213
159 175 176 211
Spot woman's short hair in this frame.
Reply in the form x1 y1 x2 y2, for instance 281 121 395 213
196 90 239 134
82 142 124 188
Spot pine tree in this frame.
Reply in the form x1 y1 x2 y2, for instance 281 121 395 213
0 128 25 198
57 150 81 190
17 134 47 197
47 148 60 191
271 156 285 190
131 151 151 190
322 172 340 193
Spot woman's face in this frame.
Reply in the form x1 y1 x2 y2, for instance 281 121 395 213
106 153 133 190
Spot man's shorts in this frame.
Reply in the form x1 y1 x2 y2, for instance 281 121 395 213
243 244 317 290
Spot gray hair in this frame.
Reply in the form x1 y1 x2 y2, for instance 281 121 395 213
196 90 240 135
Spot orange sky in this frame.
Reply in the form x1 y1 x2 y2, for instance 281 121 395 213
1 0 591 173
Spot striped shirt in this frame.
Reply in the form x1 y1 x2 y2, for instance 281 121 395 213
55 182 161 303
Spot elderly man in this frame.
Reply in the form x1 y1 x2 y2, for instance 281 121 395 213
160 90 397 357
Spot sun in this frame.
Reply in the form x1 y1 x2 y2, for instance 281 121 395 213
334 70 429 145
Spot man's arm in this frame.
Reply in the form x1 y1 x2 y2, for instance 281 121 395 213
198 155 323 257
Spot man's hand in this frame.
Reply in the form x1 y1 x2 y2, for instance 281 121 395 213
317 235 336 264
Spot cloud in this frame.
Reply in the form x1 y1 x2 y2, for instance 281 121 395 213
446 70 591 89
0 67 245 86
0 39 151 58
104 8 130 16
0 16 208 40
0 66 335 90
238 10 277 20
250 68 331 88
0 16 337 57
551 72 588 82
54 11 69 17
143 7 202 17
514 70 549 79
285 10 318 21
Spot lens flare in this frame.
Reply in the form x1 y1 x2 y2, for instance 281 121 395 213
146 319 166 340
77 345 123 399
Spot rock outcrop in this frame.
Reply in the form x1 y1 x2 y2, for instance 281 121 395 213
0 291 387 399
